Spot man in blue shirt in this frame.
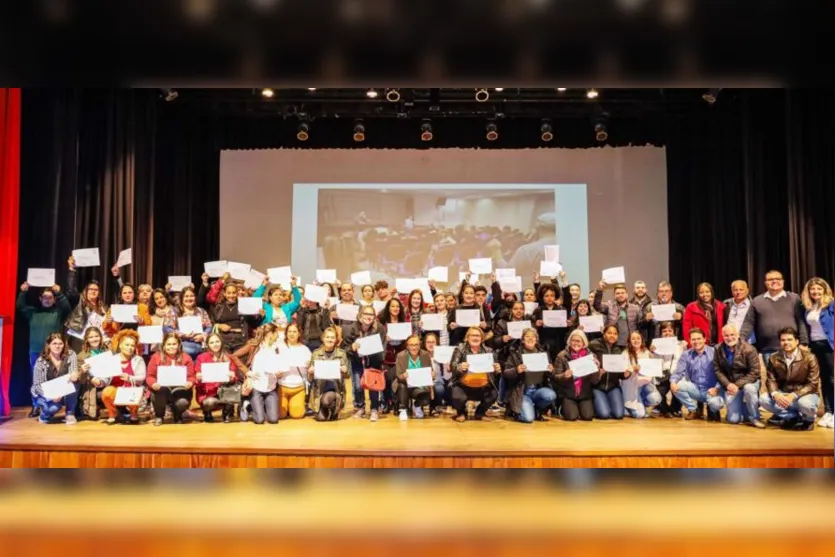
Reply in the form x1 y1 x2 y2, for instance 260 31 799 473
671 328 724 421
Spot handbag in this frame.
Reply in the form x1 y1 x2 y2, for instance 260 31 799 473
360 367 386 392
217 383 242 404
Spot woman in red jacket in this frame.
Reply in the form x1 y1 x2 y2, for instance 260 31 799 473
146 332 196 425
195 332 240 423
683 282 726 346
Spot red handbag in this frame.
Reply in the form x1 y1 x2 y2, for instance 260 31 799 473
360 367 386 392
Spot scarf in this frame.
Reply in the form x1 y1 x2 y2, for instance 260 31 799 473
568 347 590 396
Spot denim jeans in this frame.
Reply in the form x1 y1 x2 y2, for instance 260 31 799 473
33 383 79 423
593 387 625 419
625 384 663 419
720 381 760 423
518 386 557 423
182 340 203 360
673 380 724 413
759 392 820 422
29 352 39 406
250 389 279 424
432 378 450 409
350 359 365 409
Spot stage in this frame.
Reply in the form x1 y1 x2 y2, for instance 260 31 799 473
0 407 831 468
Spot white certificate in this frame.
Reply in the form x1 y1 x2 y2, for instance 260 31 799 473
116 247 132 268
267 266 293 285
200 362 231 383
27 268 55 288
237 297 263 315
522 352 550 372
351 270 371 286
568 355 598 377
157 365 187 387
507 320 529 339
138 325 163 345
72 247 100 267
468 258 493 274
602 266 626 285
252 350 281 374
412 278 434 303
337 303 359 322
651 303 677 321
244 269 266 290
433 346 454 365
652 337 679 356
227 261 252 281
602 354 626 373
313 359 341 380
40 375 76 399
386 322 413 341
114 386 144 406
372 300 386 314
466 353 494 373
168 275 192 292
204 260 228 277
428 266 448 283
177 315 204 336
421 313 443 331
539 260 562 277
579 314 604 333
639 358 664 378
495 268 516 280
86 351 122 378
543 310 567 328
357 334 384 356
523 301 538 315
499 277 522 293
544 244 560 263
111 304 138 323
455 309 481 327
316 269 337 284
406 367 433 388
303 284 328 305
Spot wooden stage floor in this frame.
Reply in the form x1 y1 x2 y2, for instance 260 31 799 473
0 407 831 467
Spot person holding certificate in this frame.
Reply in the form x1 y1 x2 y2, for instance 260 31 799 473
30 333 80 425
102 283 151 339
424 333 451 415
65 255 107 353
621 331 663 419
449 327 501 422
404 289 429 337
567 299 602 343
643 281 686 340
308 328 350 421
195 333 240 423
448 283 491 348
146 333 196 426
379 298 409 414
252 277 302 331
552 330 598 421
503 328 557 423
208 277 257 353
77 327 108 420
588 325 627 420
231 324 283 424
342 306 386 421
592 282 642 349
683 282 726 346
431 293 450 346
174 286 213 359
531 283 567 359
650 322 686 417
492 302 532 362
395 335 435 420
100 329 146 425
148 288 179 352
276 323 313 420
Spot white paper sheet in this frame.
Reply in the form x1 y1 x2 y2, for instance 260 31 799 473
72 248 100 267
395 278 416 294
428 266 449 283
468 258 493 274
499 277 523 293
579 314 604 333
386 322 413 341
544 244 560 263
455 309 481 327
421 313 443 331
495 268 516 280
157 365 187 387
568 355 598 377
138 325 163 345
351 270 371 285
40 375 76 399
466 353 494 373
227 261 252 281
651 337 679 356
651 303 677 321
543 310 567 328
638 358 664 377
204 260 228 277
111 304 138 323
372 300 386 314
357 334 384 356
523 301 538 315
168 275 192 292
433 346 455 365
267 266 293 285
507 320 530 339
27 268 55 288
406 367 433 388
237 297 263 315
602 266 626 285
522 352 550 372
602 354 626 373
200 362 231 383
177 315 204 336
412 278 434 302
316 269 337 284
313 359 341 380
337 303 359 322
539 260 562 277
252 350 282 374
86 351 122 378
244 269 266 290
303 284 328 305
116 247 132 268
114 386 144 406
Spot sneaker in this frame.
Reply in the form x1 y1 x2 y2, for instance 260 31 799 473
240 401 251 422
28 407 41 419
818 412 833 427
106 417 117 425
398 409 408 422
767 416 784 427
414 406 424 419
38 416 50 424
826 415 835 429
305 407 316 417
153 418 163 426
750 419 767 429
707 410 722 422
794 420 815 431
353 408 366 419
370 410 379 422
65 415 77 426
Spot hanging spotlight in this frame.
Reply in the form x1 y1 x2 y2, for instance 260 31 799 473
366 89 378 99
161 88 179 102
494 88 504 92
261 88 274 98
353 120 366 142
296 122 310 141
540 120 554 142
702 88 722 104
420 120 433 142
485 121 499 141
385 88 401 102
308 87 317 91
586 88 599 99
475 88 490 102
556 87 567 92
594 122 608 142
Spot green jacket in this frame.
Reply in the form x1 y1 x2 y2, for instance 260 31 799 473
17 291 72 352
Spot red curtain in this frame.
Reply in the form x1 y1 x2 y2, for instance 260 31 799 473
0 88 21 417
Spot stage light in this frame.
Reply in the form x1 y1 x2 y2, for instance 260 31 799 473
385 88 401 102
353 120 366 142
702 88 722 104
485 121 499 141
261 88 274 98
297 122 310 141
494 88 504 92
557 87 567 92
586 88 599 99
366 89 378 99
540 120 553 142
594 121 608 142
161 88 178 102
475 88 490 102
420 120 433 142
308 87 317 91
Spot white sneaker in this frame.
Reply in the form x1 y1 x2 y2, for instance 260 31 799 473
370 410 379 422
818 412 833 427
824 413 834 428
65 415 77 426
398 409 408 422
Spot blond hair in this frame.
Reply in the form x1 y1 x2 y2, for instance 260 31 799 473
801 277 834 310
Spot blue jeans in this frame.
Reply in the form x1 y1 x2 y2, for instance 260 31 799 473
720 381 760 423
182 340 203 360
625 384 663 418
673 380 724 413
33 384 79 423
519 386 557 423
432 378 449 409
29 352 40 406
350 360 365 409
759 392 820 422
498 376 507 404
593 388 625 419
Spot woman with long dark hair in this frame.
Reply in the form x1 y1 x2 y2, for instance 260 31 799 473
30 333 80 425
146 332 196 426
195 332 240 423
65 255 107 353
174 286 213 359
379 297 407 413
231 324 283 424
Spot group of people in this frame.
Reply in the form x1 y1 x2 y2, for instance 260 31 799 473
17 253 833 432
